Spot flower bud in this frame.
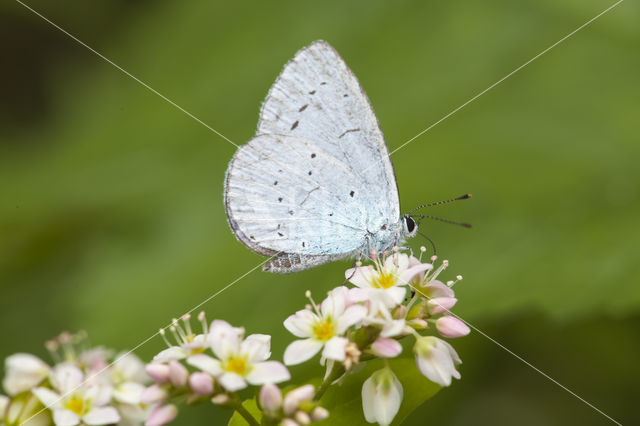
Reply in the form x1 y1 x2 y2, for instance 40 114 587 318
281 419 299 426
362 367 403 426
168 360 188 387
283 384 314 415
145 404 177 426
141 384 168 405
295 410 311 425
426 297 457 315
436 316 470 338
145 363 170 383
371 337 402 358
189 372 214 395
310 406 329 421
259 383 282 412
211 394 230 405
413 336 461 387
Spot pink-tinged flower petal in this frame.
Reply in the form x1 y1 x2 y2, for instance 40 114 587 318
283 384 314 415
141 384 168 405
283 339 323 366
145 404 177 426
259 383 282 412
346 288 369 304
168 361 188 387
398 263 432 285
241 334 271 362
209 320 243 361
336 305 367 334
218 372 246 392
186 354 223 376
52 364 84 394
189 372 214 395
423 280 454 298
427 297 457 315
322 337 347 362
145 363 170 383
83 406 120 425
246 361 290 385
436 316 470 338
152 347 186 363
53 409 80 426
371 337 402 358
283 310 317 338
114 382 146 404
347 266 376 289
320 287 346 319
32 387 61 408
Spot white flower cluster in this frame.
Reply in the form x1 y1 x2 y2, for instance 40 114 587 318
0 331 149 426
142 313 327 426
282 249 470 426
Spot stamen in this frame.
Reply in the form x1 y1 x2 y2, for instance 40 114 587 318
182 314 193 337
172 318 188 343
169 326 182 345
198 311 208 334
45 340 61 363
159 328 172 348
305 291 321 316
419 246 426 262
355 260 362 267
448 275 463 287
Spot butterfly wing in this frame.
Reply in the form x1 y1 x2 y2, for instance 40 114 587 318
225 40 400 271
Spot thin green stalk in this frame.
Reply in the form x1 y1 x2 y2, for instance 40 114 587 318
232 399 260 426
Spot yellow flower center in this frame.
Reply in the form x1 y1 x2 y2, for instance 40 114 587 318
65 397 86 415
226 357 247 375
375 273 396 289
314 320 334 341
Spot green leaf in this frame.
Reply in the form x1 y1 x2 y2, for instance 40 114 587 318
227 398 261 426
317 357 441 425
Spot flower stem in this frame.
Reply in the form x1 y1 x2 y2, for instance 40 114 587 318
315 362 345 401
231 398 260 426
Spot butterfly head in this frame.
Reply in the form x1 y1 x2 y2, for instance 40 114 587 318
402 214 418 239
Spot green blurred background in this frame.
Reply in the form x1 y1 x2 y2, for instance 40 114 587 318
1 0 638 424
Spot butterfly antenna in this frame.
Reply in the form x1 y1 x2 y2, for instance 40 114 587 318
417 231 437 257
414 214 472 228
409 193 472 214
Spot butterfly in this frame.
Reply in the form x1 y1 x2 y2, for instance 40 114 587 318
224 40 465 273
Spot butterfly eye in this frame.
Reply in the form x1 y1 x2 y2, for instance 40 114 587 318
405 216 416 233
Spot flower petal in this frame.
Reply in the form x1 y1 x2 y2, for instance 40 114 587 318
283 310 317 338
83 407 120 425
322 337 347 362
53 409 80 426
241 334 271 362
283 339 323 366
186 354 223 376
113 382 146 405
336 305 367 334
321 287 346 319
209 320 243 361
218 372 247 392
152 347 186 363
52 364 84 394
283 384 314 415
246 361 290 385
32 387 61 408
347 266 376 289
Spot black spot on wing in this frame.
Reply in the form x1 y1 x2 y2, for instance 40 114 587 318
309 90 316 95
308 171 312 176
278 197 283 202
291 120 299 130
299 104 308 112
278 232 284 237
350 190 355 197
311 153 316 158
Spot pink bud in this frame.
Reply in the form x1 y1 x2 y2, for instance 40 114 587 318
427 297 458 315
259 383 282 412
168 360 188 387
371 337 402 358
141 384 168 405
145 404 177 426
146 363 170 383
189 372 214 395
436 316 470 338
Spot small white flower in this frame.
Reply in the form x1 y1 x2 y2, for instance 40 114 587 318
187 320 290 391
153 314 209 363
361 367 403 426
283 287 367 365
2 353 50 396
33 363 119 426
110 353 149 405
346 252 431 307
413 336 462 387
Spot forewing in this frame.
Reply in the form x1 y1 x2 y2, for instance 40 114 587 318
258 40 400 223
